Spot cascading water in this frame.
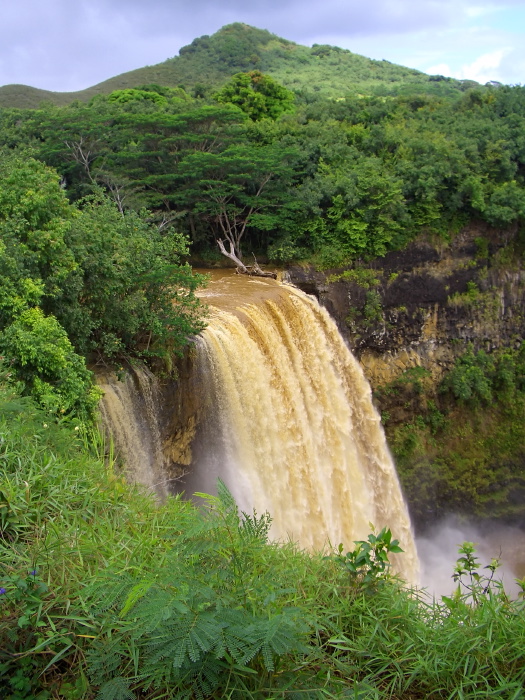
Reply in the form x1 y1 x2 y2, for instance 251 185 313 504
98 366 170 500
97 272 419 582
180 272 419 583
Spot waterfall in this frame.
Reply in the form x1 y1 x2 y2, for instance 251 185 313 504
97 366 170 500
97 272 419 583
181 273 419 582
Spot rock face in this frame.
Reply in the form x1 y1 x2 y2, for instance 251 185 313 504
287 225 525 390
158 349 206 491
97 356 205 497
287 225 525 531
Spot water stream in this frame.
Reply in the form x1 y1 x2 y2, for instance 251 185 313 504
99 271 419 583
181 272 419 581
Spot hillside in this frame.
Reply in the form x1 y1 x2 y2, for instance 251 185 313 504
0 22 472 109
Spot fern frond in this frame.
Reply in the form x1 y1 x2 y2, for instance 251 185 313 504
87 637 127 685
96 677 134 700
182 656 221 700
244 611 310 672
239 509 272 543
87 573 135 615
216 478 238 517
119 580 153 618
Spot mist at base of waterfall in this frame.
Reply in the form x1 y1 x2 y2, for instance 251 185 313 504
417 516 525 599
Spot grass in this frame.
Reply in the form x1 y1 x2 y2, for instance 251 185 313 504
1 367 525 698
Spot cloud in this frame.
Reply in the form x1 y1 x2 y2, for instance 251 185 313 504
426 63 453 77
428 48 512 84
457 48 511 83
0 0 523 90
464 4 498 19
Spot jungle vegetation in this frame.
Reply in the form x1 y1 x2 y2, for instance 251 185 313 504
0 58 523 422
1 375 524 698
1 23 525 698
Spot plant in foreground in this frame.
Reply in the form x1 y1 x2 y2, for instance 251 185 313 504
328 526 404 590
84 481 311 699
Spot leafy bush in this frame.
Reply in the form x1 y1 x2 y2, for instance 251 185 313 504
328 527 403 590
326 267 381 287
363 289 384 326
0 151 206 420
0 309 100 419
214 70 295 121
61 194 207 360
440 345 525 405
86 484 310 699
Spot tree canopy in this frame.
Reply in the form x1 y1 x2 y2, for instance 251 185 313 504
213 70 295 120
3 77 523 269
0 150 206 419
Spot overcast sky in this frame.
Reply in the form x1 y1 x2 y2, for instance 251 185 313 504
1 0 524 92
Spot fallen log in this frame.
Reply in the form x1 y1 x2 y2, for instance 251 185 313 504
217 239 277 279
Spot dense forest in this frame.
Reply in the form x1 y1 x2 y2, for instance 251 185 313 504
1 22 525 699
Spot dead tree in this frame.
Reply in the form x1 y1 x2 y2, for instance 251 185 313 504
217 239 276 278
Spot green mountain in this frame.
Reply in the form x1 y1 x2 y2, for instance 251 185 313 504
0 23 472 109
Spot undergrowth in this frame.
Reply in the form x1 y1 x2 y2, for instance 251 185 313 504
1 365 525 699
383 344 525 525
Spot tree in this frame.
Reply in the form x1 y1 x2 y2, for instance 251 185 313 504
0 308 101 418
214 71 295 121
308 155 407 264
61 194 207 358
0 151 207 418
0 150 78 323
173 143 299 271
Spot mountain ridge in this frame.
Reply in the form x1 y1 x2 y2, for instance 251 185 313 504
0 22 474 109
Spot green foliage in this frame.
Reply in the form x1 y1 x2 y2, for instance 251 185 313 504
61 194 207 359
3 70 525 269
448 280 481 305
0 308 101 418
266 236 309 264
0 384 313 696
107 88 168 106
389 344 525 526
483 180 525 227
442 350 493 403
474 235 489 259
2 371 525 698
85 481 310 698
377 366 431 398
326 267 381 287
0 150 206 419
449 541 505 607
171 141 300 258
214 70 295 120
329 527 403 590
0 150 77 323
439 345 525 405
323 544 525 699
309 156 407 261
362 290 384 327
0 385 149 695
